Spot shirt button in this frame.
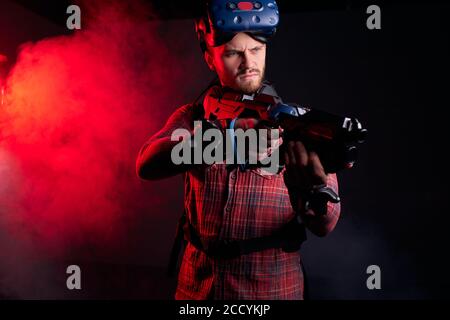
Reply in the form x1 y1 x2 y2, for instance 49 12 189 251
230 173 236 180
225 206 231 212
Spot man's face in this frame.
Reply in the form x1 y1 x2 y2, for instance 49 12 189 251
205 32 266 94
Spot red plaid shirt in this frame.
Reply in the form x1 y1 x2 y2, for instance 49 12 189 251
140 103 340 300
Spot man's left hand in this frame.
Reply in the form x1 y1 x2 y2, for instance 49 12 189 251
282 140 329 216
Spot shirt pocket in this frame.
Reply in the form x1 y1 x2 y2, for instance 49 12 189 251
250 166 283 180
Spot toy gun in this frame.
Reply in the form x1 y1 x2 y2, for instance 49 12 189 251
203 86 367 210
204 87 367 175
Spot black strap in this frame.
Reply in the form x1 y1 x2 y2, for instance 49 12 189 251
167 212 307 276
184 214 307 259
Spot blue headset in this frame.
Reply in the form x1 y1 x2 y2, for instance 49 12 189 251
195 0 280 51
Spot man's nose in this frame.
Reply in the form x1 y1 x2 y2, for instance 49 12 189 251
240 50 254 70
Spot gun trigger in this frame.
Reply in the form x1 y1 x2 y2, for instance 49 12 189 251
313 185 341 204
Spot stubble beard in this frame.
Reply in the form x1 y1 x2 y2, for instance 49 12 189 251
235 66 266 94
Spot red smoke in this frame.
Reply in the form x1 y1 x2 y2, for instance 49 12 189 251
0 1 183 258
0 53 6 105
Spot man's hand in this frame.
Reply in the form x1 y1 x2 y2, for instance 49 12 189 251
231 118 340 236
233 118 282 164
231 119 339 235
282 141 329 216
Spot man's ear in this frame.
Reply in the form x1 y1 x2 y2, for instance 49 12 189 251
204 50 215 72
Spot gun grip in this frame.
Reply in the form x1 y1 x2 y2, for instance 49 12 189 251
304 185 340 215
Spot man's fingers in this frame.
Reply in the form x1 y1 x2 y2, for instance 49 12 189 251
283 147 290 166
235 118 259 130
309 151 328 185
247 118 259 129
287 141 296 166
293 141 308 167
285 141 301 186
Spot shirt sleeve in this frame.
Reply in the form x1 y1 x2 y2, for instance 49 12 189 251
326 173 341 223
137 104 195 158
136 104 195 174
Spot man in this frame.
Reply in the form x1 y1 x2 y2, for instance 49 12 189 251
136 0 340 299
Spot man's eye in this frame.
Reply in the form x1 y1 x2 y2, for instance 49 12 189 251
225 52 237 57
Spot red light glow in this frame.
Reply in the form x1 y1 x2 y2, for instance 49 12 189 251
0 54 6 106
0 1 183 257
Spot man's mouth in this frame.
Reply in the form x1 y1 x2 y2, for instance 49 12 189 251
239 72 259 80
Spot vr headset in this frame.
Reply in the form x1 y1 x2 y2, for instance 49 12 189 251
195 0 280 51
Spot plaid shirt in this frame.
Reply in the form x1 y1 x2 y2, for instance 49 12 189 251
140 103 340 300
